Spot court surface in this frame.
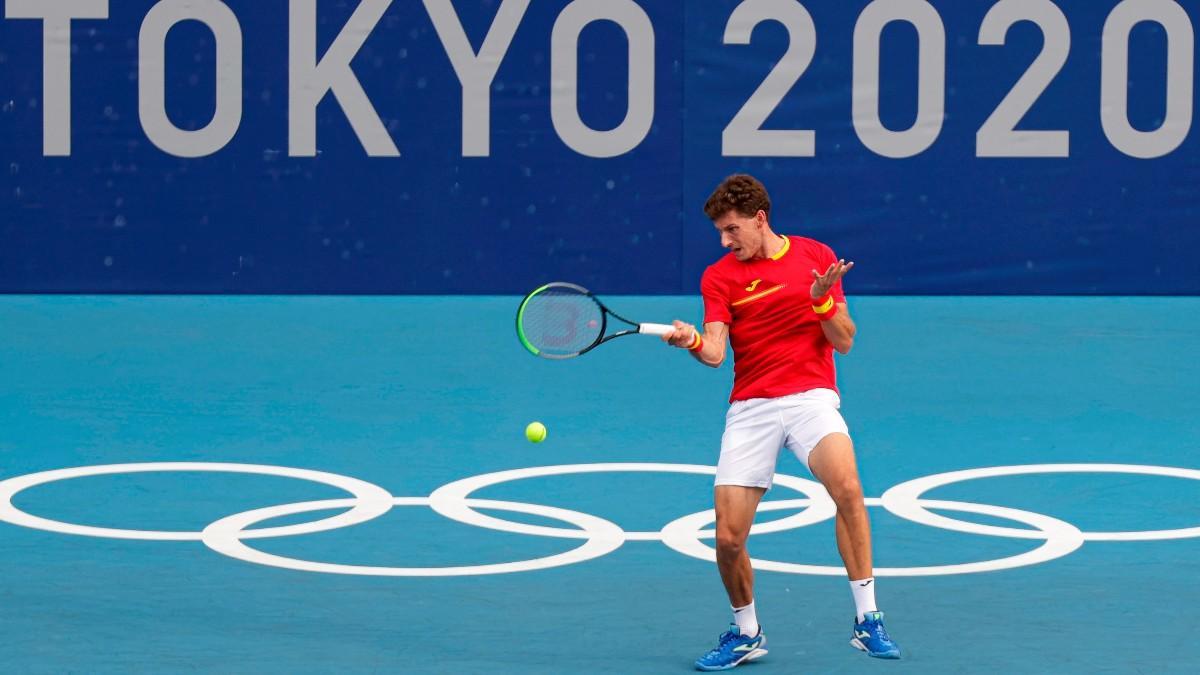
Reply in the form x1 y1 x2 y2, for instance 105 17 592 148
1 295 1198 674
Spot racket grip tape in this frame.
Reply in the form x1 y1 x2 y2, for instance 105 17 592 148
637 323 675 336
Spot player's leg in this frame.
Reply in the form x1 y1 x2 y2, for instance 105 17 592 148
808 433 900 658
714 484 765 612
784 390 901 659
808 432 872 580
695 489 770 671
695 399 780 671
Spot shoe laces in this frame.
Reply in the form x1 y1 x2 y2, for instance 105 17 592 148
703 630 739 658
869 619 892 643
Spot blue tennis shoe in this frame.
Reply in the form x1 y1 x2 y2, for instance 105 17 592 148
850 610 901 659
694 624 767 671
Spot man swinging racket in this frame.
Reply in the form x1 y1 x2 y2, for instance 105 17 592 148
663 174 901 671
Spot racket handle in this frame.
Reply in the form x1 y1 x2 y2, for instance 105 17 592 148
638 323 675 336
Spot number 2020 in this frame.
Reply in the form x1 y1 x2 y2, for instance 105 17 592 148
723 0 1195 159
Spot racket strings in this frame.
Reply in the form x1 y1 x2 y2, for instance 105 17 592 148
519 288 604 356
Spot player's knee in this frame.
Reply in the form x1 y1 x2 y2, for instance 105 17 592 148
827 477 864 507
715 530 747 557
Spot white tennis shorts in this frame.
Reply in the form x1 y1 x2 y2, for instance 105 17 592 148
715 388 849 489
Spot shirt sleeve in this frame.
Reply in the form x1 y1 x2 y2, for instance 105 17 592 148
701 267 732 325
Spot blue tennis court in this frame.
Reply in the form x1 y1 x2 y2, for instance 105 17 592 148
2 294 1197 673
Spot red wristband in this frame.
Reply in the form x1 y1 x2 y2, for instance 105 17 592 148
812 294 838 321
812 294 834 313
687 331 704 351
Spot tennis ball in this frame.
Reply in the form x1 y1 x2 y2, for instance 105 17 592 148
525 421 547 443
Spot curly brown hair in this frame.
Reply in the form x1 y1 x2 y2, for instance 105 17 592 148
703 174 771 221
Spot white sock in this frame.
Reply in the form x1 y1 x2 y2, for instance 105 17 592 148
850 578 878 622
732 601 759 636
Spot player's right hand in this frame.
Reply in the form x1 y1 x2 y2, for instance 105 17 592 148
663 320 699 348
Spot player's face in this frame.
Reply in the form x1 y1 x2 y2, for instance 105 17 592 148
713 210 767 261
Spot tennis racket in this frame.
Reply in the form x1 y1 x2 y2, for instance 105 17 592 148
515 282 675 359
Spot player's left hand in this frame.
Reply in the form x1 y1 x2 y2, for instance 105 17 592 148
811 259 854 299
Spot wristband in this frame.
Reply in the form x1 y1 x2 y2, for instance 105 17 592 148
812 294 835 314
687 331 704 351
814 300 839 321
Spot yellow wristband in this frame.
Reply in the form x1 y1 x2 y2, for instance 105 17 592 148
687 331 703 351
812 295 835 314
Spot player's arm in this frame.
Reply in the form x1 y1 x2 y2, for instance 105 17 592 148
662 320 728 368
811 259 856 354
819 303 855 354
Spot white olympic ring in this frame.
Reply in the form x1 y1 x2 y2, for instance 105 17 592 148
0 462 393 540
660 498 1085 576
202 497 625 576
0 461 1196 577
880 463 1200 541
426 463 836 541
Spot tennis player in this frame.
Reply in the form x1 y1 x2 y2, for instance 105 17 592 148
664 174 900 670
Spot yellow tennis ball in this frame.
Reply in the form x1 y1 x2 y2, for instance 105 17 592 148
525 421 547 443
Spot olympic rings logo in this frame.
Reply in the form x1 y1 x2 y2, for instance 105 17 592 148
1 461 1197 577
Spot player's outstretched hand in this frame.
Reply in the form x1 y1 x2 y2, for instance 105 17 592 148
663 320 699 349
811 259 854 299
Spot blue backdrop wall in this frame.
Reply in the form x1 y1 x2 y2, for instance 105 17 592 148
1 0 1197 294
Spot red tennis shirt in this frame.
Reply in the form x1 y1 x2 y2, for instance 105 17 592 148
700 235 846 403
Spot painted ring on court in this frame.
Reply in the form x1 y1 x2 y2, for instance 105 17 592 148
202 496 626 576
660 497 1086 576
427 463 837 541
0 462 394 541
880 463 1200 541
